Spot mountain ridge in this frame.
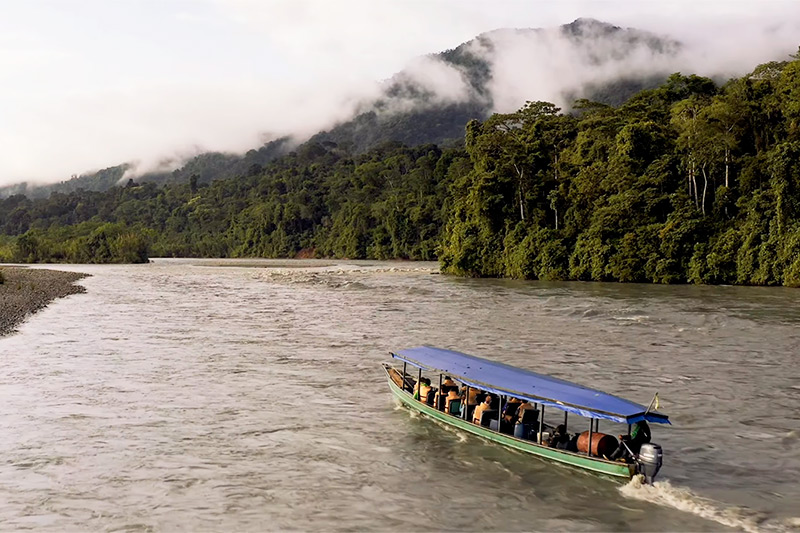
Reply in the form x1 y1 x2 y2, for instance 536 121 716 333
1 18 682 199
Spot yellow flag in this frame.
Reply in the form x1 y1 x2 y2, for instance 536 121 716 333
654 392 660 410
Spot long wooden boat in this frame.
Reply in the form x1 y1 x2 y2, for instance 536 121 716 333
383 346 669 482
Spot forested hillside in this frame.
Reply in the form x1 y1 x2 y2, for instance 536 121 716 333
2 51 799 286
1 18 677 200
0 143 467 264
0 137 294 200
440 54 800 286
309 18 678 152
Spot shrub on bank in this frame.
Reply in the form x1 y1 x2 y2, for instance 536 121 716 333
0 236 15 263
11 222 150 264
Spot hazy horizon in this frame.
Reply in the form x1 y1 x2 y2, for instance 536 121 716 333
1 0 799 187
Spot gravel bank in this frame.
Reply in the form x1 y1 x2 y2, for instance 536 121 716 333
0 267 88 337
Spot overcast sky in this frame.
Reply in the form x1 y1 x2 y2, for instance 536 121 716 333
1 0 799 186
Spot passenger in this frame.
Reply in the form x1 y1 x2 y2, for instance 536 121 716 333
419 378 433 404
445 389 461 414
608 420 651 461
465 387 480 406
516 401 536 422
503 397 522 423
548 424 571 449
471 396 493 425
566 432 580 453
414 378 432 402
432 389 443 410
442 375 457 388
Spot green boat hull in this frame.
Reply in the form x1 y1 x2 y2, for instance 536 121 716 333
385 366 634 480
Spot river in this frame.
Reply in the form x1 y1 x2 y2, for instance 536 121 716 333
0 259 798 531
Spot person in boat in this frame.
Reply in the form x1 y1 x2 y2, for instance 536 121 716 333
547 424 571 449
503 397 522 423
420 378 433 403
445 389 461 414
515 401 536 422
414 378 432 401
464 387 479 407
609 420 651 461
472 396 493 425
433 383 461 413
434 377 459 407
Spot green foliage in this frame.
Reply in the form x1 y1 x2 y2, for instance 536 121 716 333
442 56 800 287
0 235 14 263
10 223 149 264
0 144 466 264
3 52 800 287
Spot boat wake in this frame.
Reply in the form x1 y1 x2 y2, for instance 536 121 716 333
619 475 793 532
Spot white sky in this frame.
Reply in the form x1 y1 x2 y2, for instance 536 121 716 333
1 0 798 186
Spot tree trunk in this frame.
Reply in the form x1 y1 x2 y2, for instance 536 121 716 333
724 148 730 188
513 164 525 221
701 164 708 216
554 153 560 181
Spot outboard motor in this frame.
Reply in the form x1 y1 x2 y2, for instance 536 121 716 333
636 443 663 484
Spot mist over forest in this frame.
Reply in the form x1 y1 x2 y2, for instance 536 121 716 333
2 17 798 191
2 18 800 287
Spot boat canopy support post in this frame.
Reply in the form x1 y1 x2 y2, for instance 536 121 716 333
438 374 443 410
539 405 545 444
564 411 568 431
417 368 422 400
464 385 469 420
402 362 407 391
588 418 594 457
498 395 504 432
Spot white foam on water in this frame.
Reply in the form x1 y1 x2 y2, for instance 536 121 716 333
614 315 650 323
783 517 800 529
619 475 779 533
425 413 471 443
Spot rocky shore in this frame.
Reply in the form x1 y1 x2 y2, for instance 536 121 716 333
0 267 88 336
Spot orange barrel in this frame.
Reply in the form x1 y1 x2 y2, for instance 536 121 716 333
577 431 618 457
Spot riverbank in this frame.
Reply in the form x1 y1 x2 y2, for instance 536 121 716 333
0 267 88 336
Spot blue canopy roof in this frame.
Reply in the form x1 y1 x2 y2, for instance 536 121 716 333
392 346 669 425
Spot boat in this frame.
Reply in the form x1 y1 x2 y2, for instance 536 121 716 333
383 346 669 483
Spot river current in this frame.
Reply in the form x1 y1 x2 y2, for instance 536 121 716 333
0 259 798 531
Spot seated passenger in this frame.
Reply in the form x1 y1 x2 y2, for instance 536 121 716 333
472 396 493 424
414 378 431 402
442 376 457 388
516 401 536 421
445 390 461 414
465 387 480 406
608 420 651 461
566 432 580 453
547 424 571 449
419 378 433 404
503 397 522 423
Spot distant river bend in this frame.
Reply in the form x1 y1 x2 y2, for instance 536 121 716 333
0 259 798 531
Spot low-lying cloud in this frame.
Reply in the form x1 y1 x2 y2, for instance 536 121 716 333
1 1 798 187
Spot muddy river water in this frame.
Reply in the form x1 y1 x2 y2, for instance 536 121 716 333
1 259 798 531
